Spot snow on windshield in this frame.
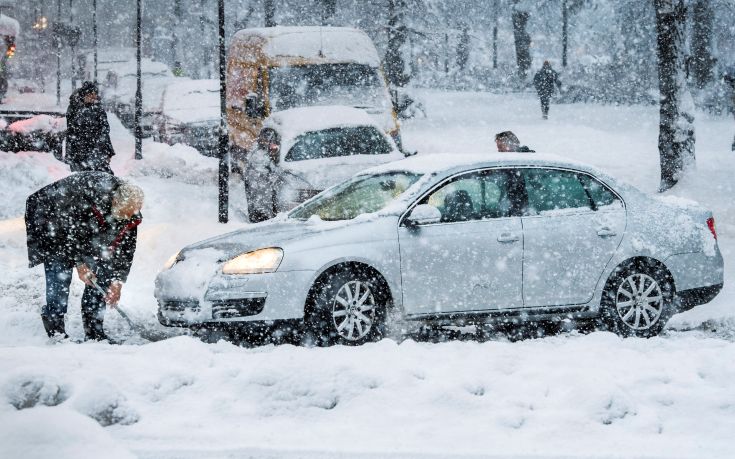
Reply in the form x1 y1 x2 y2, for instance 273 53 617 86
290 172 421 221
269 64 387 112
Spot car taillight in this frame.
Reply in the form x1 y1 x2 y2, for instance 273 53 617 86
707 217 717 240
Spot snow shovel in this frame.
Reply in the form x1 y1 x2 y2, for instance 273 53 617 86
89 279 168 342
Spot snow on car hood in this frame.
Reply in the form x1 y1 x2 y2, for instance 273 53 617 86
179 219 349 261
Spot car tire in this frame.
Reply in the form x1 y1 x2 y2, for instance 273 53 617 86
600 261 675 338
304 268 388 346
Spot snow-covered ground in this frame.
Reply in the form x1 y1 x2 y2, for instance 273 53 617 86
1 90 734 458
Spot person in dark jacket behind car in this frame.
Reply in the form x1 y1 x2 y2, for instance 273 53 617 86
25 172 144 341
65 81 116 174
495 131 535 152
533 61 562 120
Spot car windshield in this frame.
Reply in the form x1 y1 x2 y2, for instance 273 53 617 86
269 63 387 112
289 172 422 221
286 126 393 161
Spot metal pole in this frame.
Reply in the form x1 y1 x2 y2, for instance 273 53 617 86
69 0 76 90
134 0 142 160
93 0 97 82
56 0 61 106
217 0 229 223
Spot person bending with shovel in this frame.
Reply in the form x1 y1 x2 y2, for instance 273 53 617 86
25 172 143 341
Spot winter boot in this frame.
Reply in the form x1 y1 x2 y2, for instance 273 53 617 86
41 314 67 339
82 310 109 341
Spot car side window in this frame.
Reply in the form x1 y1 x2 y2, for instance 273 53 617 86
421 170 515 223
522 169 593 215
578 174 622 210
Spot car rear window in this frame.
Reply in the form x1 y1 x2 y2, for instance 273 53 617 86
285 126 393 162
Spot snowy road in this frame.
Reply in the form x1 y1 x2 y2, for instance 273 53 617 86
1 91 734 458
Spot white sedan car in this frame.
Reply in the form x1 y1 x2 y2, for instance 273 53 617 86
156 154 724 344
241 106 405 222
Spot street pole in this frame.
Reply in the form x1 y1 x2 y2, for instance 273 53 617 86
93 0 97 82
134 0 142 160
56 0 61 106
217 0 229 223
69 0 76 90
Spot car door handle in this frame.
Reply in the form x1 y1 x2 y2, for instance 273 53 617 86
596 226 617 238
497 233 520 243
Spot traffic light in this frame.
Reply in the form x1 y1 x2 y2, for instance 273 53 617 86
4 36 14 59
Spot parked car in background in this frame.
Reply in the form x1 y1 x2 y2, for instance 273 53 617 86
154 79 220 156
242 105 405 222
226 26 402 167
101 58 182 137
156 153 723 345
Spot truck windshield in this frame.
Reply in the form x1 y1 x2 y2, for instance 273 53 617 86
269 64 387 112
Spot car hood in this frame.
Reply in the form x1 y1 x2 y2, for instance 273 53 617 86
179 218 351 261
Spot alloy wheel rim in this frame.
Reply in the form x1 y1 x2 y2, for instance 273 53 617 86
332 280 376 341
615 273 663 330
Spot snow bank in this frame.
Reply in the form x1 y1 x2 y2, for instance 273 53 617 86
124 142 219 185
0 406 135 459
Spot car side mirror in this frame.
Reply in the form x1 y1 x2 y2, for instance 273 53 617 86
245 93 265 119
405 204 441 227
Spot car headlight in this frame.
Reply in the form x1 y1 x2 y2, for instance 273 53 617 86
222 247 283 275
163 250 181 270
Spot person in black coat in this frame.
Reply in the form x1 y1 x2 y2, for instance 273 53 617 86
533 61 562 120
25 172 144 340
495 131 535 152
65 81 116 174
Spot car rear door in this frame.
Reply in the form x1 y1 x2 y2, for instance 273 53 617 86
398 169 524 315
518 168 625 307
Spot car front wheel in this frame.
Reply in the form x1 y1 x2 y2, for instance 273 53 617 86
601 262 674 337
305 269 387 346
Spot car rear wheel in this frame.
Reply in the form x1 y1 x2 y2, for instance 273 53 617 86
305 269 387 346
601 262 674 337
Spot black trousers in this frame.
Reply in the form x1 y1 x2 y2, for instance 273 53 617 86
540 96 551 118
43 258 113 340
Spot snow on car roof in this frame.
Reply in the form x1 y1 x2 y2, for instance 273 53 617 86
263 105 382 141
363 152 609 177
231 26 380 67
107 58 173 78
0 14 19 37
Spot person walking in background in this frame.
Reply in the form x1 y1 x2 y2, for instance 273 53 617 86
725 67 735 151
65 81 116 174
495 131 535 152
533 61 562 120
25 172 144 341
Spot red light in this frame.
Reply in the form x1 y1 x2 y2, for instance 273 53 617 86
707 217 717 240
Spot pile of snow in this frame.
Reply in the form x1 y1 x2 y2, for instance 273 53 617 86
124 142 219 185
8 115 66 134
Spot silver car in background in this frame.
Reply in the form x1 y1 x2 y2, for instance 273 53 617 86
156 154 724 344
241 105 405 222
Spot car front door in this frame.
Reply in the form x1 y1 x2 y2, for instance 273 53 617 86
519 168 626 307
398 169 524 316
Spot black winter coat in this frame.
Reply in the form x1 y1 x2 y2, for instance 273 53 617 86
533 66 562 99
65 95 115 173
25 172 141 282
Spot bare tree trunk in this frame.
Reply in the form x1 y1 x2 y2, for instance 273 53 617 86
690 0 715 89
385 0 409 87
654 0 696 192
562 0 568 67
321 0 336 26
512 1 531 81
492 0 498 69
264 0 276 27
